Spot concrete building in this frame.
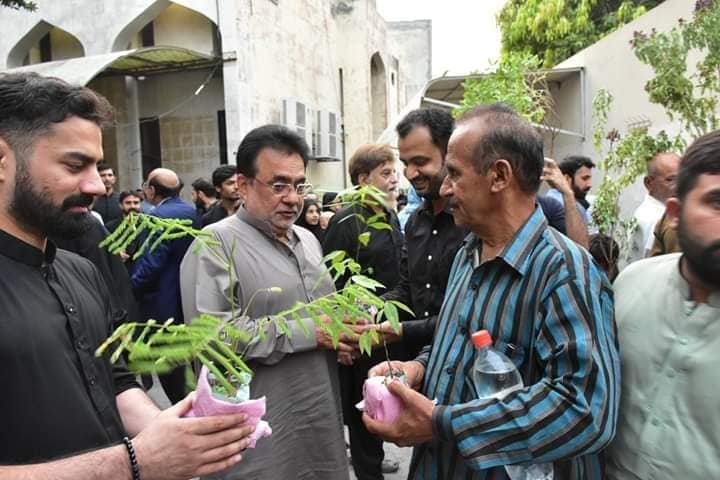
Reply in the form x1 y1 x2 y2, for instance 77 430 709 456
0 0 431 193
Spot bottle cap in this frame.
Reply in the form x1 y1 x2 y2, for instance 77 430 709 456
471 330 492 348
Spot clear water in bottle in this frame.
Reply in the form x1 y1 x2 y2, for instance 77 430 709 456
471 330 553 480
472 347 524 399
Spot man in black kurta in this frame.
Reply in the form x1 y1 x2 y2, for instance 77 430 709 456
322 143 403 479
0 71 253 479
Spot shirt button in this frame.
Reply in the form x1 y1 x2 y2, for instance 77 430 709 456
65 304 77 314
76 339 88 350
679 338 689 345
89 377 96 386
427 255 433 261
445 367 454 375
432 230 438 235
423 311 429 317
651 419 661 427
667 370 675 378
459 326 467 335
426 283 431 289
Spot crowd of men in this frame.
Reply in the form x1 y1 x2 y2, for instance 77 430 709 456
1 71 718 480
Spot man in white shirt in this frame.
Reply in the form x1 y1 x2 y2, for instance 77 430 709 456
627 152 680 264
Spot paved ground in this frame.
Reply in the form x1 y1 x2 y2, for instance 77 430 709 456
147 376 412 479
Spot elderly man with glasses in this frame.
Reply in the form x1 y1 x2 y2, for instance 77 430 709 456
180 125 354 480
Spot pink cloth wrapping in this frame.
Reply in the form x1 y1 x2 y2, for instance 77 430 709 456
184 366 272 448
358 376 404 423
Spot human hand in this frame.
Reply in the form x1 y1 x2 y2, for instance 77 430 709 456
119 251 130 262
133 393 254 480
338 350 355 366
368 360 425 391
541 158 572 196
362 380 435 447
351 321 403 346
315 315 361 353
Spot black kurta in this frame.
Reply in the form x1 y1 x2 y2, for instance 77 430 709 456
0 228 138 464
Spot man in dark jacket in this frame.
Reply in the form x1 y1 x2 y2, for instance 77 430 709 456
322 143 403 479
132 168 200 403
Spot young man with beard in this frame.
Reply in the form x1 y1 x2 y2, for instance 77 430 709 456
607 131 720 480
191 177 217 216
0 72 253 479
547 155 595 228
366 108 468 360
202 165 241 226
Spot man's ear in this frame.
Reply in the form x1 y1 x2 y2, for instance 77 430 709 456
643 175 653 192
237 174 250 200
357 173 369 187
665 197 681 230
0 137 14 184
490 159 512 193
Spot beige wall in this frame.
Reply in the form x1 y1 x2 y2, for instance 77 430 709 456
551 0 695 216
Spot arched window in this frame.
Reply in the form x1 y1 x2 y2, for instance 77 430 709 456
112 1 219 56
7 21 85 68
370 52 388 140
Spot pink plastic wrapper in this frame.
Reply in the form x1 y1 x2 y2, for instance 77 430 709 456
357 375 404 423
184 366 272 448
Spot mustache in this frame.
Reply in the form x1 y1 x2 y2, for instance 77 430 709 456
62 193 95 211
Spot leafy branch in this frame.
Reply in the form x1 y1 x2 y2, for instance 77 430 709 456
96 188 412 395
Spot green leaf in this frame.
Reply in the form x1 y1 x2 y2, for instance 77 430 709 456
357 231 371 247
389 300 415 317
349 275 384 291
383 302 400 333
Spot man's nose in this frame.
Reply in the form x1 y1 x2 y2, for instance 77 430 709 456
81 168 107 196
439 176 452 198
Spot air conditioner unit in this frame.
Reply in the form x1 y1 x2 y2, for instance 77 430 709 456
282 98 313 148
315 110 343 161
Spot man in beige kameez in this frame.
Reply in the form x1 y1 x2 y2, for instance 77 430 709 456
181 125 353 480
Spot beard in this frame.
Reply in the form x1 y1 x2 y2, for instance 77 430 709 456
677 215 720 289
9 165 95 239
413 168 447 200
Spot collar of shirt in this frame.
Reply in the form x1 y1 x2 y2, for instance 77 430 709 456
466 205 548 276
417 197 454 217
640 193 667 215
236 206 299 247
672 254 720 308
0 228 56 267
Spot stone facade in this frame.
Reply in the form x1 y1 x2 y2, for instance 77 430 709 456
0 0 431 194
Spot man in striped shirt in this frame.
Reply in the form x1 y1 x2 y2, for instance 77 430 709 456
364 103 620 479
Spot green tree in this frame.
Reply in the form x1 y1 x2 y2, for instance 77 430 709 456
498 0 664 68
455 52 551 124
1 0 37 10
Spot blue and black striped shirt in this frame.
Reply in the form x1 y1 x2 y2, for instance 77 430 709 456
410 206 620 479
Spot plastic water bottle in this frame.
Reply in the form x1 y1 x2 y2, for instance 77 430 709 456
471 330 553 480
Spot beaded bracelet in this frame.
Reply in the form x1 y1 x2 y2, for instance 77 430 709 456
122 436 141 480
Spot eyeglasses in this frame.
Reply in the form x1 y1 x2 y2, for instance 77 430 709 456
252 178 313 196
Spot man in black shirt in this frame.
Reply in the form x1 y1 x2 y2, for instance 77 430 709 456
93 162 123 225
202 165 241 226
191 177 217 216
369 108 469 358
0 72 252 478
322 144 404 479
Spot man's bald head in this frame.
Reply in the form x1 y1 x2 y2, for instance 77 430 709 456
145 167 182 204
645 152 681 203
